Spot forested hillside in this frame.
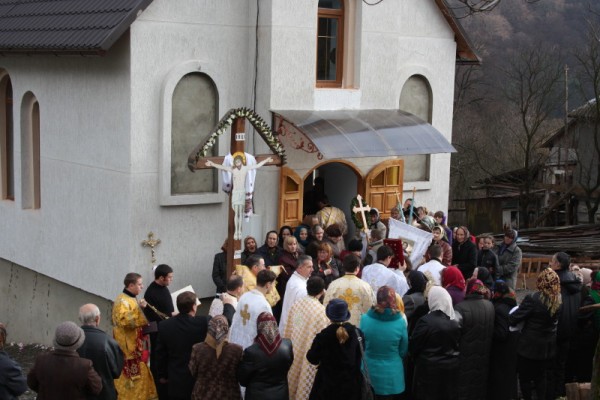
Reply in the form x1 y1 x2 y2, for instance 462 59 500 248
449 0 597 205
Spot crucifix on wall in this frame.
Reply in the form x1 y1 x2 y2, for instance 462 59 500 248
188 108 285 278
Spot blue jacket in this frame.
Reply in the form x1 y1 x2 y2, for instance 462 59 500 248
360 308 408 395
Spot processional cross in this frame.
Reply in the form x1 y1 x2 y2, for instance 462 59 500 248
352 194 371 238
188 114 282 278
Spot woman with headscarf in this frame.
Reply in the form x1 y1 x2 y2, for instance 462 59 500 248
274 236 303 321
488 280 518 400
238 312 293 400
454 278 495 400
509 268 562 400
409 286 460 400
403 270 428 322
307 299 364 400
189 315 243 400
305 224 325 259
495 229 522 290
475 267 494 292
360 286 408 399
293 225 311 253
442 266 466 306
451 226 477 280
241 236 258 265
278 226 293 248
258 231 283 268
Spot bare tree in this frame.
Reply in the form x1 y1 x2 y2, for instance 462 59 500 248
447 0 542 18
499 45 563 227
574 19 600 222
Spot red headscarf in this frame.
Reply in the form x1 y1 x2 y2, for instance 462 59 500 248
442 266 466 291
255 312 282 356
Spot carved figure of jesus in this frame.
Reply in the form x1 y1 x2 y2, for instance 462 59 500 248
206 154 273 240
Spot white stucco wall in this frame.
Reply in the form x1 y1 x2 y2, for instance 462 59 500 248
0 0 461 304
263 0 456 214
0 38 132 300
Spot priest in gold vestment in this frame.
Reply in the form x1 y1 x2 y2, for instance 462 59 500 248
283 276 329 400
323 254 374 327
235 254 280 307
112 273 158 400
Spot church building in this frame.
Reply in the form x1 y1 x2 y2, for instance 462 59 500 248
0 0 477 343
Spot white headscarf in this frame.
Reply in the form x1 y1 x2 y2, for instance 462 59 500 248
428 286 456 320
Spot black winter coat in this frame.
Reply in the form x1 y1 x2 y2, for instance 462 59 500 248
307 323 363 400
238 339 293 400
556 268 582 342
452 240 477 280
156 313 209 399
0 350 27 400
488 297 518 400
409 310 460 400
454 294 495 400
212 251 227 293
77 326 124 400
509 292 560 360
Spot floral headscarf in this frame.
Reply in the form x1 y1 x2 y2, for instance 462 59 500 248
206 315 229 359
536 268 562 316
466 278 491 299
492 280 516 301
442 266 466 291
255 312 282 356
375 286 397 313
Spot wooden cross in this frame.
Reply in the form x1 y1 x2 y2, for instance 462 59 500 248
240 303 251 326
189 118 281 278
352 194 371 235
141 232 161 265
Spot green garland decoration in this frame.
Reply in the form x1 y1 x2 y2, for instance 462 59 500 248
350 196 366 231
193 107 286 164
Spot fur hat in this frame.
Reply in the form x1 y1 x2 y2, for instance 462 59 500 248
326 299 351 323
53 321 85 351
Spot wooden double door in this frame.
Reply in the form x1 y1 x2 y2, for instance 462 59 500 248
278 159 404 227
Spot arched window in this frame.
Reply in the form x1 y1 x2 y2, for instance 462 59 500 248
0 73 13 200
170 72 218 196
317 0 344 87
159 62 221 205
21 92 40 209
399 75 433 182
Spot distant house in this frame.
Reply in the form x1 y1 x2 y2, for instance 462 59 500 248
539 98 600 225
455 99 600 233
0 0 478 343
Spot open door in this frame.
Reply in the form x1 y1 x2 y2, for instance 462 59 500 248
279 167 303 227
364 160 404 219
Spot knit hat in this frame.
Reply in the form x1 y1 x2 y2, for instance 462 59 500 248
326 299 351 323
53 321 85 351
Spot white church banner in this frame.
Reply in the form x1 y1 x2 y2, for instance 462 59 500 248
388 219 433 266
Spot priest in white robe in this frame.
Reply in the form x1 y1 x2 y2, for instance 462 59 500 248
362 245 409 296
278 255 313 334
324 254 375 327
283 276 329 400
229 269 277 349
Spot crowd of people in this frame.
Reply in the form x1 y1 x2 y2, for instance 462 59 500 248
2 199 600 400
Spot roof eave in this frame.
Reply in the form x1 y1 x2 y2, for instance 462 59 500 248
435 0 482 65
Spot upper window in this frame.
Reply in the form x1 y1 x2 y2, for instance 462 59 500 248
0 73 14 200
317 0 344 88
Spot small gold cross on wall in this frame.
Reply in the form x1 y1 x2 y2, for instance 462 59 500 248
141 232 161 265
